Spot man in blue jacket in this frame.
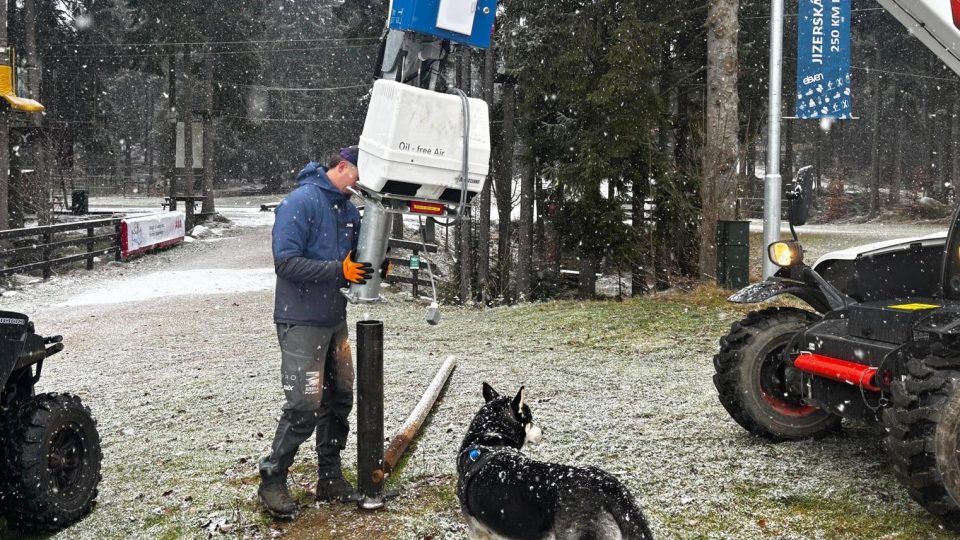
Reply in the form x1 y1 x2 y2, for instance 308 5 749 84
258 146 375 519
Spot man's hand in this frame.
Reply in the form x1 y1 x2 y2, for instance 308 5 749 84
342 251 373 284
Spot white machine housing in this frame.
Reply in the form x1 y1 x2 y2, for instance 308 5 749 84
876 0 960 77
358 79 490 204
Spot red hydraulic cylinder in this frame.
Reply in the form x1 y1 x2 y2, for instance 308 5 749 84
793 353 881 392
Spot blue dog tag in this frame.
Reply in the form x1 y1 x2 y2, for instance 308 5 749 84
469 449 481 461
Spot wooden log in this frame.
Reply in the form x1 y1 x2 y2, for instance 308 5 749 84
374 355 457 483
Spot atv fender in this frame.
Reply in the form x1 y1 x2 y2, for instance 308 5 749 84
728 277 831 314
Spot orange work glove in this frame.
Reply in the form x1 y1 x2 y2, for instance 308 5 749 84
342 251 374 284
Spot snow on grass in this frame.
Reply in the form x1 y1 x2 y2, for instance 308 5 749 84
0 226 956 539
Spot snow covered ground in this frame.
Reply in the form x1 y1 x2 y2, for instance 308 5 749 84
60 268 275 307
85 194 278 230
748 218 948 239
0 218 954 539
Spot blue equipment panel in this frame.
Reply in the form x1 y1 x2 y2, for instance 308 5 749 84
389 0 497 49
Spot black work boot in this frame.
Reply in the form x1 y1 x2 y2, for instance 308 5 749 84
258 474 299 519
316 472 361 503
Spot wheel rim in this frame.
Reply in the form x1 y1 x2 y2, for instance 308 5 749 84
758 342 817 417
48 422 86 496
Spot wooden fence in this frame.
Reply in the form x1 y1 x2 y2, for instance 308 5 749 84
385 238 440 296
0 222 440 291
0 218 123 279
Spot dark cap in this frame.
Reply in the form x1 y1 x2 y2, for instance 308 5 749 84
339 146 360 167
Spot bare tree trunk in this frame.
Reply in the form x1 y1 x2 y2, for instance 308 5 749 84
577 256 597 300
125 138 133 188
161 54 177 205
938 113 948 200
576 190 602 300
924 94 937 197
477 46 494 304
534 171 544 262
544 168 560 274
495 81 516 299
869 48 883 217
202 51 215 214
456 47 472 302
23 0 48 224
892 111 902 203
145 78 154 187
631 181 649 296
517 159 533 300
815 126 823 194
459 46 472 97
701 0 740 282
829 120 839 173
167 53 178 206
648 44 680 294
391 214 403 240
784 121 794 182
181 47 195 198
0 105 9 229
953 93 960 202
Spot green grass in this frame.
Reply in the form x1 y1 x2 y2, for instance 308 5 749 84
656 480 954 539
487 289 756 354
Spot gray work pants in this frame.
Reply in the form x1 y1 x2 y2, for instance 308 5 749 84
259 321 354 480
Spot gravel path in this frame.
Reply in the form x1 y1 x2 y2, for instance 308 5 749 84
0 216 953 539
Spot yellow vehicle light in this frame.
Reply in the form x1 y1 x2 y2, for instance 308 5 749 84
768 241 804 267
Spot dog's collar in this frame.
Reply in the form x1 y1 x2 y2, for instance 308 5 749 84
475 431 515 448
458 431 517 465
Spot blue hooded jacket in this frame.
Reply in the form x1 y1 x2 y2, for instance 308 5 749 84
272 162 361 327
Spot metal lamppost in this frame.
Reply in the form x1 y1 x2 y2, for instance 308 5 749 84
763 0 786 279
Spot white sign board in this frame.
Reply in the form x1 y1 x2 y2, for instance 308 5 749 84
436 0 476 35
175 121 204 169
121 212 185 259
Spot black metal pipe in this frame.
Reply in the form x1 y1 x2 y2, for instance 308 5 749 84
356 319 385 510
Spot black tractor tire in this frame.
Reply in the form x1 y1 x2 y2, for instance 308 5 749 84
884 342 960 528
0 408 10 516
1 393 102 532
714 307 841 440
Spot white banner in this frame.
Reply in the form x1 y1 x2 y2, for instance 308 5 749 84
121 212 185 259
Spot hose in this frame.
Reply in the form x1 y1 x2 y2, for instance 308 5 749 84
447 87 470 224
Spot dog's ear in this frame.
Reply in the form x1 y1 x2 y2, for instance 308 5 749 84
482 382 500 403
512 386 527 416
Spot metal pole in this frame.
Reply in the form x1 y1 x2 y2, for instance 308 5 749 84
763 0 785 279
356 320 385 510
412 249 420 298
0 2 9 231
344 199 392 303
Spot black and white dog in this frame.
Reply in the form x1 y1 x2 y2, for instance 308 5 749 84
457 383 653 540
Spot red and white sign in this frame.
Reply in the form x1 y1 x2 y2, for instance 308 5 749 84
121 212 185 259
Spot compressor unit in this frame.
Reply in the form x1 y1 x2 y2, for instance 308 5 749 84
343 79 490 304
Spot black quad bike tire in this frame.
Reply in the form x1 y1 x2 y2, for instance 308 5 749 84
713 307 841 440
884 342 960 528
1 392 102 532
